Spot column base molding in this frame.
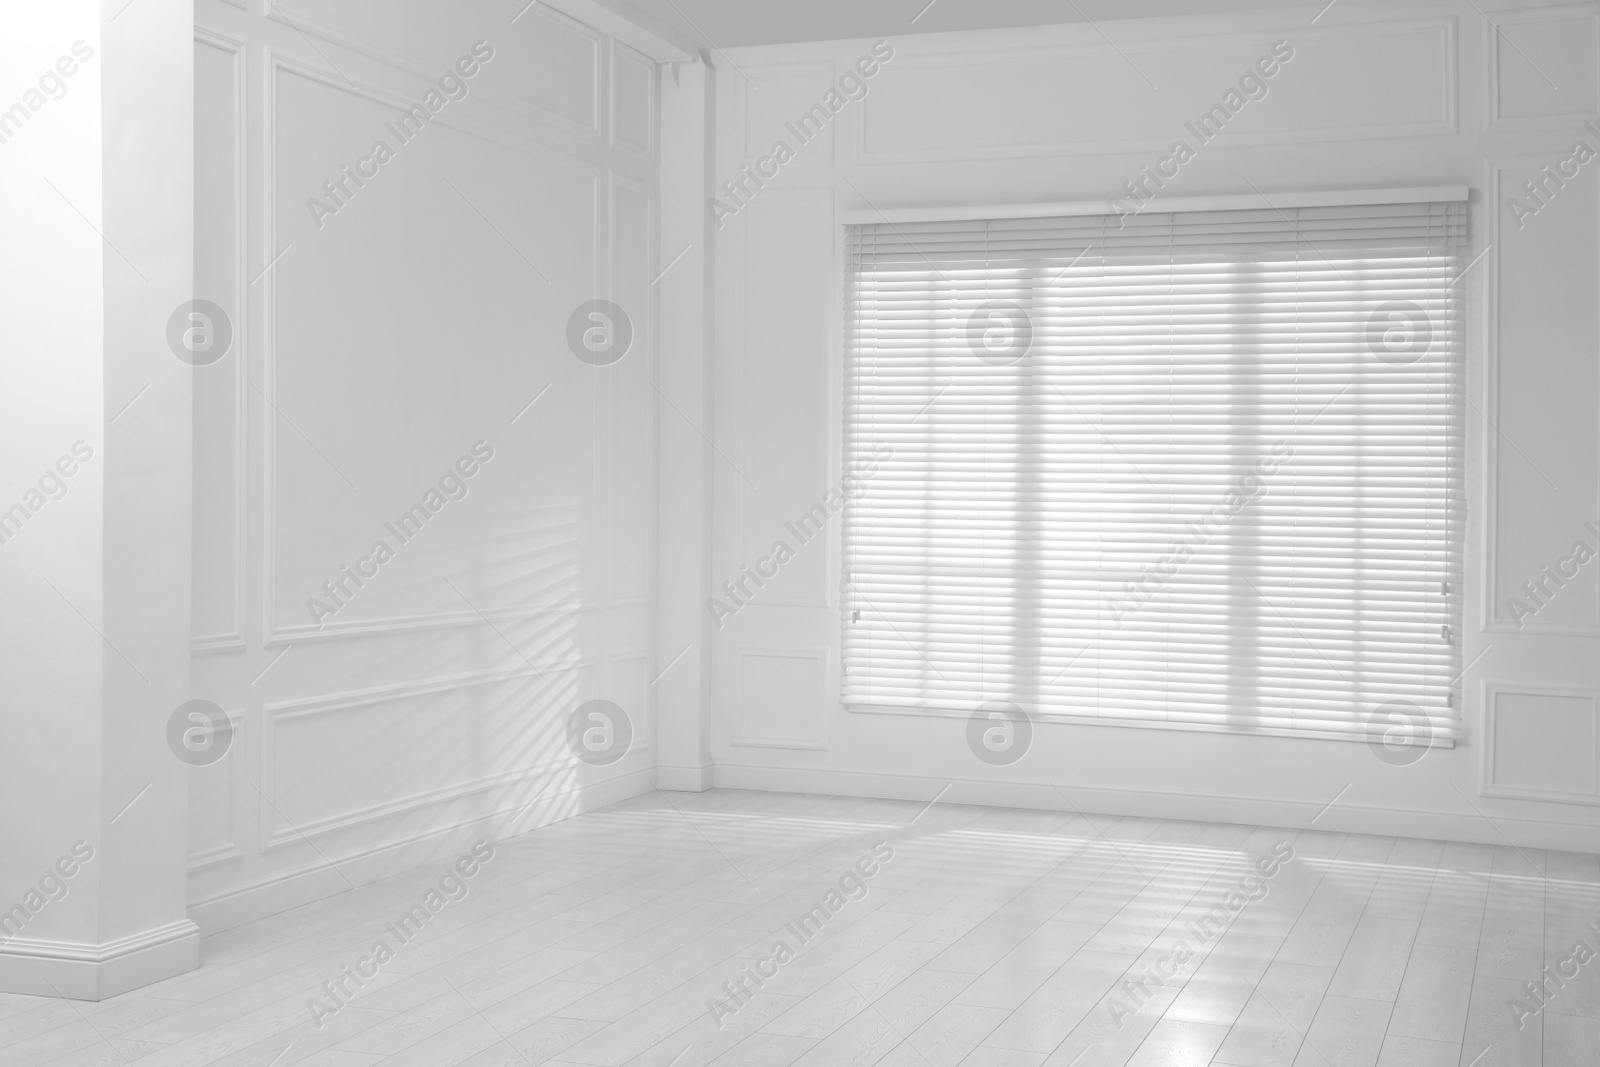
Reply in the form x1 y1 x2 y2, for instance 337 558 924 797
656 762 715 792
0 919 200 1001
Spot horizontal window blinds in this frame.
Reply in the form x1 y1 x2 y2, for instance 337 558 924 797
842 201 1465 743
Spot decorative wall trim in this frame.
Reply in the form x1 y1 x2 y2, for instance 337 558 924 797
610 39 657 157
186 708 245 871
1481 158 1600 635
0 920 200 1001
188 843 244 872
190 766 654 934
267 600 602 646
269 0 605 142
543 0 700 63
656 761 715 791
849 16 1457 164
609 646 654 746
189 0 668 952
192 26 251 657
731 187 837 610
259 49 607 646
1482 681 1600 804
1484 3 1600 131
732 646 830 749
258 661 593 850
607 169 660 608
739 61 836 167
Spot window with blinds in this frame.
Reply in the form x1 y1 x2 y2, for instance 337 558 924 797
842 199 1465 744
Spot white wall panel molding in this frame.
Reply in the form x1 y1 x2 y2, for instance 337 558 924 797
606 170 659 607
610 39 657 157
0 921 203 1003
190 765 653 934
1483 682 1600 803
260 46 613 168
1482 156 1600 635
849 17 1456 164
544 0 700 63
609 647 655 747
192 28 251 656
1485 3 1600 131
269 0 605 143
722 187 837 611
266 602 607 646
192 0 667 937
732 646 830 750
739 61 836 168
260 48 607 647
258 661 597 851
187 709 246 872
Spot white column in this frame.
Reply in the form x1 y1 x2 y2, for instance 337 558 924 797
0 0 198 999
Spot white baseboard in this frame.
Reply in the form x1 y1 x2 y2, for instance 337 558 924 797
0 920 200 1001
187 767 655 936
656 762 714 791
711 761 1600 853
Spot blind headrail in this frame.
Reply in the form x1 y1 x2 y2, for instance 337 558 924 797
838 185 1470 226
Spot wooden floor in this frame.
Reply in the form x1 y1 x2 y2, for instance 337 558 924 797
5 789 1599 1067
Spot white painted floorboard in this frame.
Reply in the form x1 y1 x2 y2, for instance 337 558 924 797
5 790 1599 1067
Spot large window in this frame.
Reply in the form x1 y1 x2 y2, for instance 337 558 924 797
842 198 1465 743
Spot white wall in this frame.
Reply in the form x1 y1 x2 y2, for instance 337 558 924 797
704 1 1600 851
187 0 697 932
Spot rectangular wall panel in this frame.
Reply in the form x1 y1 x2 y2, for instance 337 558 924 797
736 191 834 608
262 664 592 848
735 649 827 749
743 64 836 167
191 0 664 930
1487 159 1600 633
192 33 246 653
1485 685 1599 802
273 0 603 137
266 59 604 640
859 20 1454 161
1489 4 1600 128
608 177 655 605
612 41 655 154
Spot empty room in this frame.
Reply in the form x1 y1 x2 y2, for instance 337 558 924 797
4 0 1600 1064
